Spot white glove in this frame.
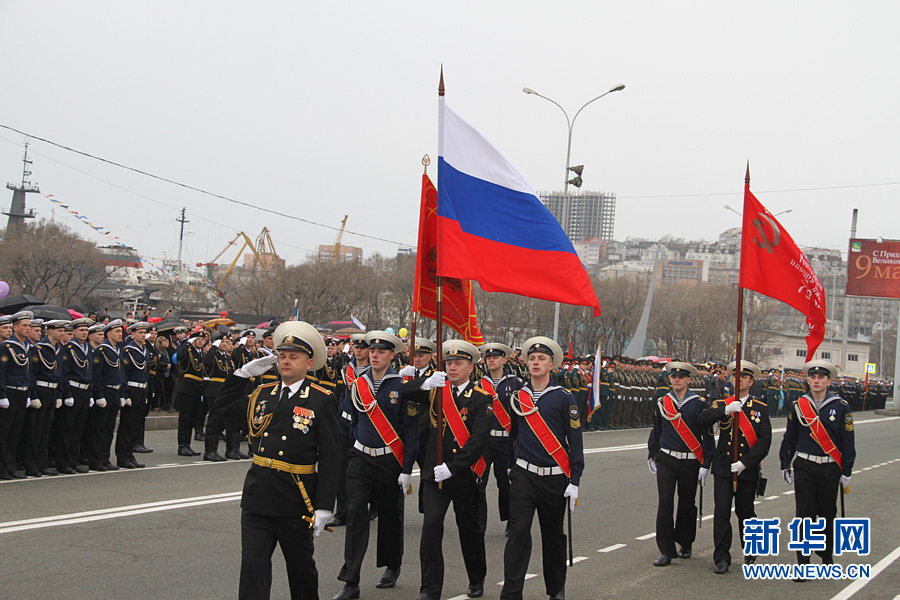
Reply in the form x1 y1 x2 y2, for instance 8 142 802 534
0 398 8 409
119 398 126 407
782 469 793 485
96 397 107 408
564 483 579 511
840 475 851 486
434 463 452 482
398 365 417 378
234 354 278 378
398 473 411 492
89 397 95 408
29 398 41 409
124 398 132 407
55 398 62 409
724 402 742 415
698 467 709 487
730 461 746 474
647 459 657 475
421 371 447 390
313 509 331 537
64 397 74 407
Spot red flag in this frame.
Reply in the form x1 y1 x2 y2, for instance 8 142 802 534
740 181 826 358
414 174 484 345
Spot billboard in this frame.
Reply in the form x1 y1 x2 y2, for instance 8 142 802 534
846 239 900 299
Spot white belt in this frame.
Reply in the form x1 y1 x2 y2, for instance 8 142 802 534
516 458 564 476
36 381 58 389
105 384 121 390
797 452 834 464
7 386 28 391
661 448 695 460
341 411 352 422
127 381 148 389
490 429 510 438
69 381 91 390
353 440 392 457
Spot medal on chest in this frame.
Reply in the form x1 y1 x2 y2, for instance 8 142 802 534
293 406 315 433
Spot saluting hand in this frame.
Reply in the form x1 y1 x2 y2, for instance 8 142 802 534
235 354 278 378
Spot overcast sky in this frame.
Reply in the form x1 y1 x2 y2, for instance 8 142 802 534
1 2 897 273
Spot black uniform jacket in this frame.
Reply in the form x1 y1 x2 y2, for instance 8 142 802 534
779 393 855 477
698 395 771 480
418 382 491 485
218 373 342 517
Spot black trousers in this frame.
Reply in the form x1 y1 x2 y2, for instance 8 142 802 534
338 451 404 584
420 478 486 599
23 386 57 471
204 386 225 451
0 389 28 475
712 472 758 564
793 457 841 563
655 452 700 557
239 509 318 600
332 419 351 520
117 387 146 462
64 387 92 469
176 387 202 447
480 433 511 530
86 387 121 466
501 466 567 600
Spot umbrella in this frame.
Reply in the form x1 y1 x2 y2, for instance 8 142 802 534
67 303 98 315
148 316 163 324
24 304 72 320
202 317 236 329
67 310 85 319
154 318 186 334
256 320 271 328
0 294 44 314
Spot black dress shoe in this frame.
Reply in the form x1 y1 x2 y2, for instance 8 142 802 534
327 516 346 527
89 463 107 472
549 587 565 600
235 448 251 459
714 560 729 574
194 432 205 442
133 444 153 453
40 468 59 476
0 471 12 480
375 567 400 588
118 461 137 469
131 459 145 468
467 581 484 598
178 446 200 457
105 463 121 471
25 470 42 477
57 466 77 475
744 555 756 565
11 471 26 479
330 583 359 600
204 452 226 462
75 465 89 474
678 547 692 559
653 554 672 567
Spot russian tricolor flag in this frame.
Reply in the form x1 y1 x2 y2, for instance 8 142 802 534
437 101 601 316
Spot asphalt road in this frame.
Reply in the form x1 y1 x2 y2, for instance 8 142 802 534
1 413 898 600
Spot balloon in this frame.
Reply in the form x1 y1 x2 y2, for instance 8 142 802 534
0 281 8 299
398 327 409 338
385 327 396 335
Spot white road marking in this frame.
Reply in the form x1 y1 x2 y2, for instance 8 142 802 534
495 574 537 586
765 495 780 500
0 491 242 534
598 543 627 552
829 544 900 600
572 556 589 564
636 533 656 540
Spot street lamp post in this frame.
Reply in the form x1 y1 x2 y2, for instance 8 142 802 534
523 84 625 343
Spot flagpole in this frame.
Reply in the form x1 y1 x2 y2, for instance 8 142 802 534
435 67 446 486
732 163 749 493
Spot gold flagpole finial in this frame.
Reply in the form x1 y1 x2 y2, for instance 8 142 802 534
422 154 431 174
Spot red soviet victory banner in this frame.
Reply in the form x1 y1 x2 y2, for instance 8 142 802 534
740 180 826 358
413 173 485 345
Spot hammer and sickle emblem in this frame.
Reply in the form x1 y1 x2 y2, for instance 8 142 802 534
751 212 781 254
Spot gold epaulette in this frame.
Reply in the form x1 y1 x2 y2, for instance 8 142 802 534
310 382 333 395
258 381 279 390
316 379 336 388
473 385 487 394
